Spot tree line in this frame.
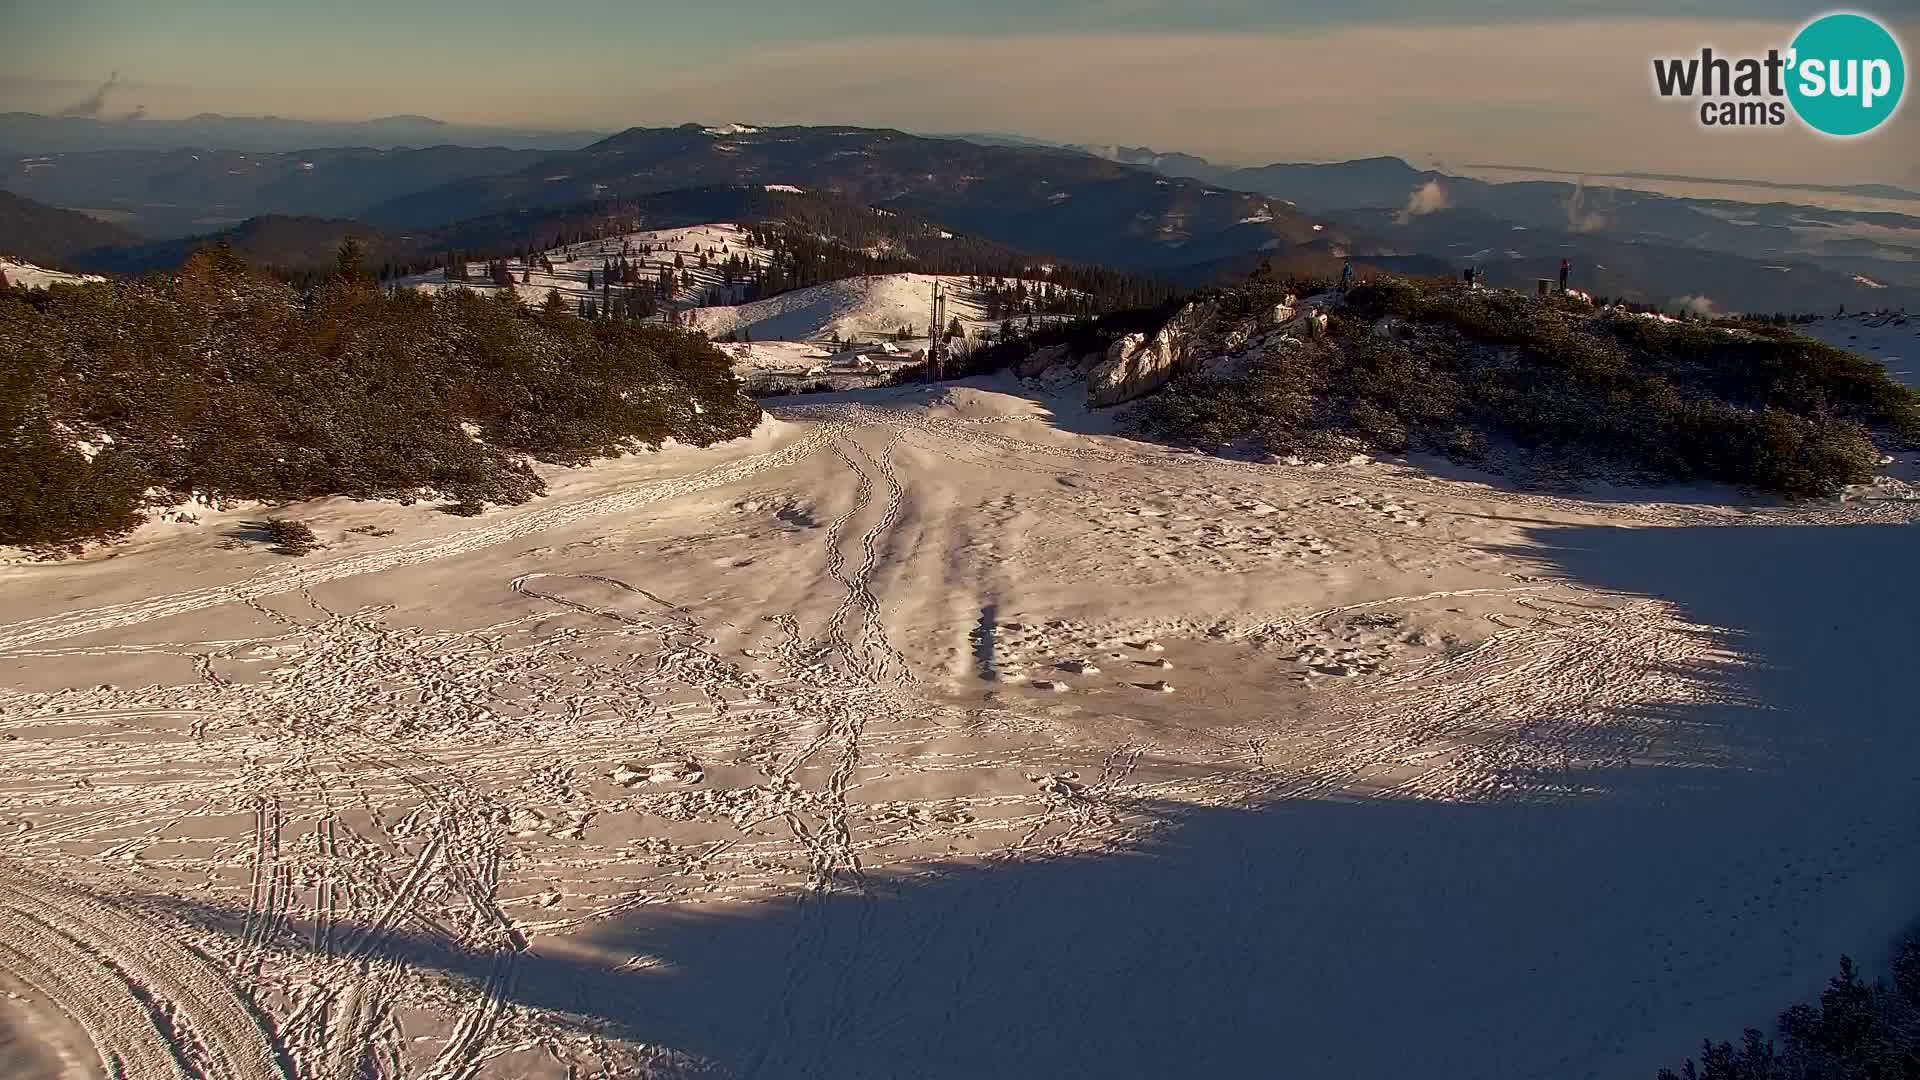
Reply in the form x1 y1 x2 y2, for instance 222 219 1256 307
0 240 759 551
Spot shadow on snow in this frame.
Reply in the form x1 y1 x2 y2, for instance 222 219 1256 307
138 521 1920 1078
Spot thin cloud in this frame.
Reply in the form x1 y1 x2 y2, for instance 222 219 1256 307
1397 179 1450 223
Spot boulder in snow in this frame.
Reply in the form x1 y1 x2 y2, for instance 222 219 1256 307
1086 300 1220 407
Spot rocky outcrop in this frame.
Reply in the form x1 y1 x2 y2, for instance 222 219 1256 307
1087 332 1148 403
1086 300 1221 407
1011 291 1322 405
1202 328 1297 379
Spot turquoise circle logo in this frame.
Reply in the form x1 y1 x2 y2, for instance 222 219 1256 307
1787 12 1906 136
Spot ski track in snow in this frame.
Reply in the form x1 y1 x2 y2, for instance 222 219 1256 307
0 390 1915 1078
0 427 836 654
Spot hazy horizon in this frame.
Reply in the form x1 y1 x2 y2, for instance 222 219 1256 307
3 3 1915 187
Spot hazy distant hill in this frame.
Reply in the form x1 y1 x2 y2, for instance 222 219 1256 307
1 145 555 237
0 111 605 155
73 215 415 276
0 190 140 266
13 114 1911 312
69 186 1158 292
358 124 1341 274
1079 146 1920 311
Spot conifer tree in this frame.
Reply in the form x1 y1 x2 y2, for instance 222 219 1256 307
334 236 366 283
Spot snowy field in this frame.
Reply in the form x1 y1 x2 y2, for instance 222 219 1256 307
0 257 103 289
692 272 1079 392
395 223 772 313
682 271 1072 346
394 225 1071 382
2 369 1919 1078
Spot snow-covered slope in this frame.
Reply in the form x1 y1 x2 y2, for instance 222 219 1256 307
683 272 1072 346
398 223 1075 359
396 222 771 311
1801 310 1917 391
0 257 104 290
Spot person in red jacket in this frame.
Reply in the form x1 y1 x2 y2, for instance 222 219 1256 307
1559 258 1571 292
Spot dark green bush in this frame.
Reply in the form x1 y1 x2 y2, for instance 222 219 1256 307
0 251 760 549
259 518 322 556
1136 376 1258 446
0 423 149 553
1138 276 1917 499
1659 938 1920 1079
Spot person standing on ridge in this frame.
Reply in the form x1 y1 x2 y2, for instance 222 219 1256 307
1559 258 1571 293
1341 261 1354 292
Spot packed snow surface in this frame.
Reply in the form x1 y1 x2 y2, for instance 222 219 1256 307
3 368 1919 1078
683 272 1069 345
0 257 103 289
395 226 1070 381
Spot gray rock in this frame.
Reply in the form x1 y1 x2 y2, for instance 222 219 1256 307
1086 300 1220 407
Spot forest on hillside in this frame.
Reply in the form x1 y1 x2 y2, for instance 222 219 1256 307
913 271 1920 500
1137 277 1920 498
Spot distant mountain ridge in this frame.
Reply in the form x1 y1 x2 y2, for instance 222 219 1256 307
1074 144 1919 312
1 145 555 237
0 111 605 155
354 124 1345 276
4 119 1912 313
0 190 139 265
67 185 1149 288
72 214 406 276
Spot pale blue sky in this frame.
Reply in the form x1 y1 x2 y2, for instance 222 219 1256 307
2 2 1912 185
